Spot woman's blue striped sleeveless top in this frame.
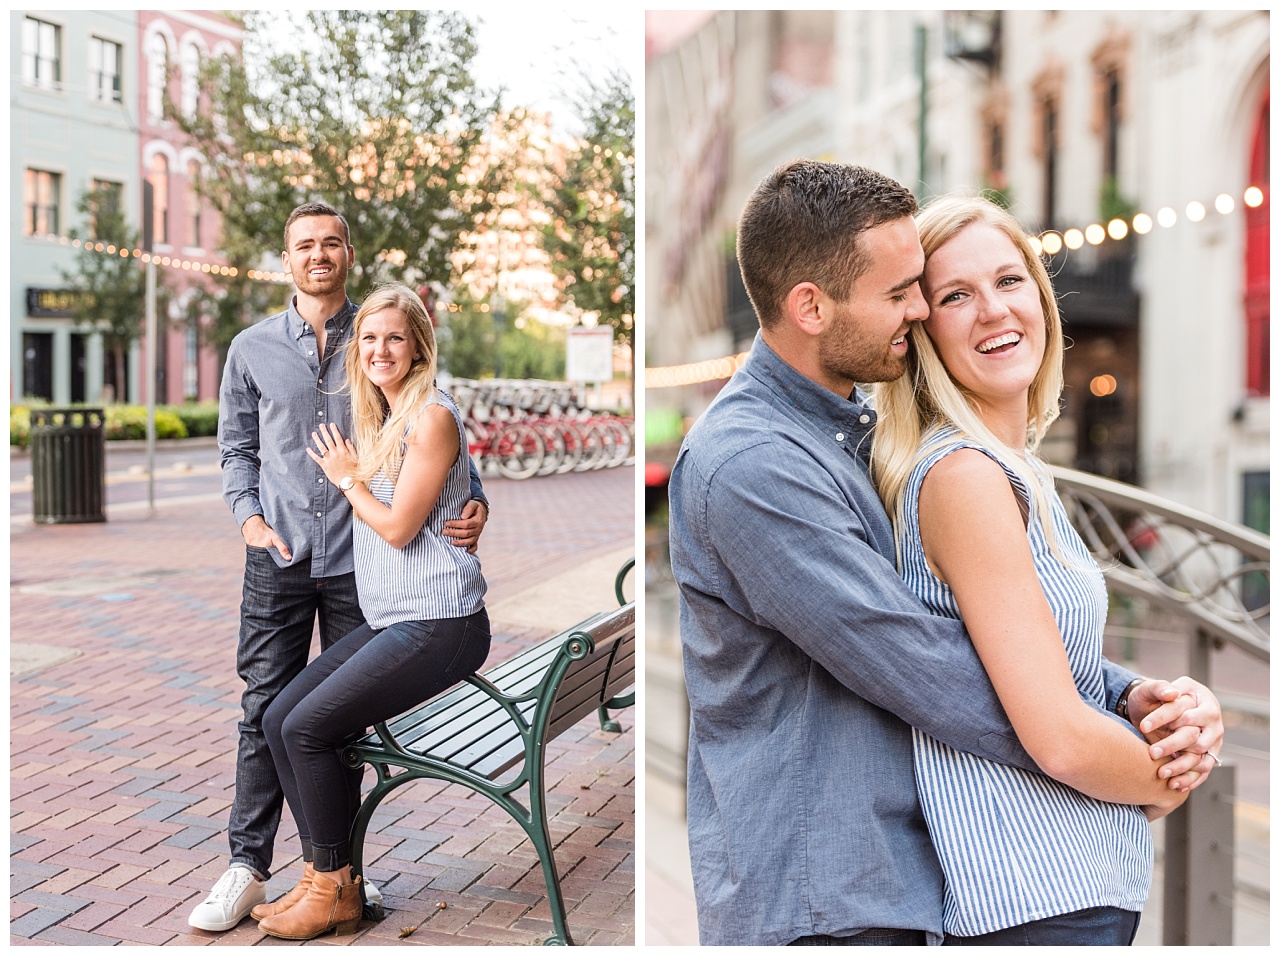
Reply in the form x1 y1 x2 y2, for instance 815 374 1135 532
353 389 486 628
898 430 1151 936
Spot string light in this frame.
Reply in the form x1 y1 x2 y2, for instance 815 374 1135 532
649 183 1268 391
31 230 289 282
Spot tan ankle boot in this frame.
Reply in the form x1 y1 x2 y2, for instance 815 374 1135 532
257 871 362 940
250 862 316 920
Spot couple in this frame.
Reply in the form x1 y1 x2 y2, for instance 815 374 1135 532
189 203 490 939
669 161 1226 945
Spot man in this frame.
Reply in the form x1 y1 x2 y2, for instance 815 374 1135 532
668 161 1223 945
189 202 489 931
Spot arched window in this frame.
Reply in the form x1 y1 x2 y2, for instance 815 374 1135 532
147 32 169 123
181 43 201 117
186 159 202 248
149 153 170 245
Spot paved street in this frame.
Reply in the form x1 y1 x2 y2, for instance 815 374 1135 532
11 449 636 946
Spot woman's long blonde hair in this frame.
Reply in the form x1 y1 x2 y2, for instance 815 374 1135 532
345 283 440 484
871 194 1068 564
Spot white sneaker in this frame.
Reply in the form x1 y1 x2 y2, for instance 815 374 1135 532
188 865 266 932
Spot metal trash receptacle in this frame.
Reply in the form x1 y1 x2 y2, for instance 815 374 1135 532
31 407 107 524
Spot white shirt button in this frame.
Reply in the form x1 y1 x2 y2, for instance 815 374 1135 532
316 511 322 517
836 432 845 442
859 414 871 424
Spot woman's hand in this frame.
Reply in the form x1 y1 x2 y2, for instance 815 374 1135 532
305 422 359 487
1124 677 1224 792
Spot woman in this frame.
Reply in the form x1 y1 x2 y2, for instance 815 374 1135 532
871 196 1201 945
256 283 490 940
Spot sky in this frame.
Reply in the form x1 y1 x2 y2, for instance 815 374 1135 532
470 9 639 135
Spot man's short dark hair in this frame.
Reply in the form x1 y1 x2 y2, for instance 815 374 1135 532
284 201 350 251
737 160 918 330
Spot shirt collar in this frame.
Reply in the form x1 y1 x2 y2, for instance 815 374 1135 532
286 297 357 340
742 332 876 427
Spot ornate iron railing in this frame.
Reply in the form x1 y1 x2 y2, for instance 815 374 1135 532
1053 466 1269 945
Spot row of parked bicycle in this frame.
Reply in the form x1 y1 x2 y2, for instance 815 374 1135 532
442 378 635 480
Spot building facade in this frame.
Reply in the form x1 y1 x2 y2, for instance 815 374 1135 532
137 10 241 405
13 10 140 403
11 10 241 406
646 9 1269 528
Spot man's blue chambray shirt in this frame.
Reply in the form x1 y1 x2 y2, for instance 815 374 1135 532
668 333 1139 946
219 298 484 579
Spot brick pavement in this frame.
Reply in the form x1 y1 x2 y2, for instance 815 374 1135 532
11 465 635 946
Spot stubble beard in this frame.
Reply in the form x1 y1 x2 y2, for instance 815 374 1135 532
292 261 348 298
818 323 909 388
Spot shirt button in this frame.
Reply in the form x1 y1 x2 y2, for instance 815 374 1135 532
316 511 322 517
859 414 871 424
318 477 323 483
317 410 324 417
836 432 845 442
308 350 314 356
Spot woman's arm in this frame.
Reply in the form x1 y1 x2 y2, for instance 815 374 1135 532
309 406 460 549
918 449 1189 816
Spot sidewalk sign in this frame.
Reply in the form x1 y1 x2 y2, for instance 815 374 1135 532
566 326 614 383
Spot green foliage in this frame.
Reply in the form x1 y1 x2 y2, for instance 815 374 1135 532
164 401 221 437
104 406 188 441
1099 177 1138 223
10 404 192 446
56 186 168 401
499 316 567 381
174 10 501 304
542 68 635 350
438 304 497 380
10 406 31 448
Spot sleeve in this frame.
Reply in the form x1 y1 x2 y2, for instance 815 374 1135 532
217 338 264 529
467 455 486 507
1102 657 1143 724
704 443 1060 774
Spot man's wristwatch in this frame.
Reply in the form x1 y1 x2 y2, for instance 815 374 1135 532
338 476 356 493
1116 677 1145 723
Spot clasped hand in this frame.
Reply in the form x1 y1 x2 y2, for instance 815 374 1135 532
306 422 358 486
1126 677 1225 793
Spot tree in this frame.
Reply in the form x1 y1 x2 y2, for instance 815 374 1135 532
176 10 502 304
57 186 165 402
541 68 635 392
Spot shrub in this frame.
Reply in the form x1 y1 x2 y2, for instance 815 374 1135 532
104 405 188 441
163 401 220 437
10 406 32 448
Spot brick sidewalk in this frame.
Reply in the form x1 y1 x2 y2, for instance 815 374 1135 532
11 467 635 946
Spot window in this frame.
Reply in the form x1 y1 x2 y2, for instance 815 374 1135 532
1041 99 1059 226
1101 70 1121 180
147 32 169 123
184 321 200 401
149 154 170 245
186 160 203 247
24 169 61 236
181 43 201 117
22 17 61 90
89 179 123 238
88 37 123 103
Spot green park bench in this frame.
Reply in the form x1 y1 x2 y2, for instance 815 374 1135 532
342 560 636 945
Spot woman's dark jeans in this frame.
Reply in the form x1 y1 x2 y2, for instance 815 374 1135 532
262 609 491 872
943 906 1141 946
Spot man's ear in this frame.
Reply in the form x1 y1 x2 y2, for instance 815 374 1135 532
784 282 827 337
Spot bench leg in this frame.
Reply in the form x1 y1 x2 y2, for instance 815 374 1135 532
526 773 574 945
349 770 410 923
596 705 621 733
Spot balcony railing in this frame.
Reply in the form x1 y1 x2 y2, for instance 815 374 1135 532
1052 466 1269 945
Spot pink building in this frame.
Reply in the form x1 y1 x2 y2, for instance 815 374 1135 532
137 10 242 403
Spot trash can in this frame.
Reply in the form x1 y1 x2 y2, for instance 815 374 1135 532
30 407 107 524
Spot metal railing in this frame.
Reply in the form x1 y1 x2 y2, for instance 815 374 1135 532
1052 466 1270 946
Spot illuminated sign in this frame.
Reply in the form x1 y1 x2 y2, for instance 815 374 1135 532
26 288 96 317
